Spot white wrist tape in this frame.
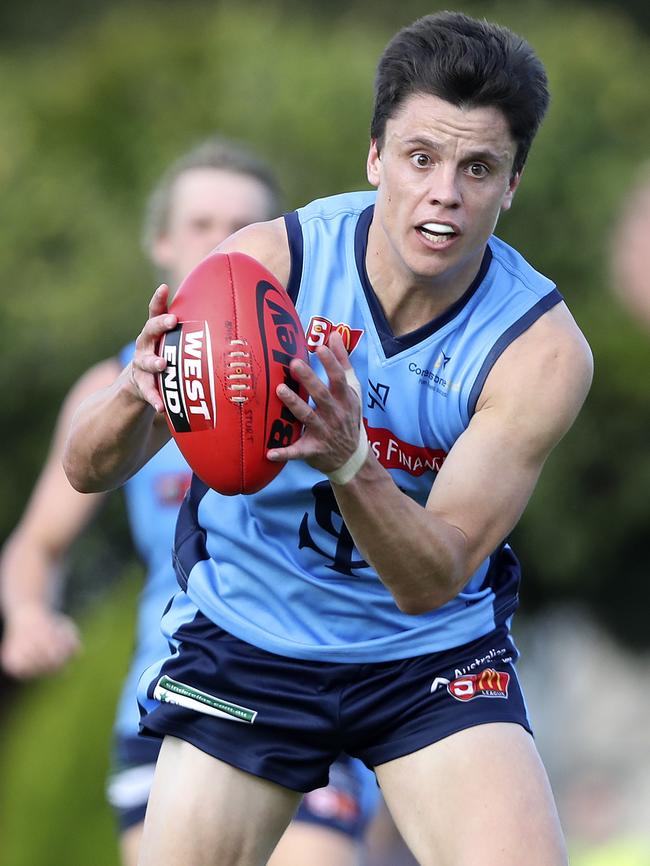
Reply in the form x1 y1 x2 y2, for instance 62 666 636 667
327 366 369 486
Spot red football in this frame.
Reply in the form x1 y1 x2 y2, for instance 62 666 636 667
157 251 307 495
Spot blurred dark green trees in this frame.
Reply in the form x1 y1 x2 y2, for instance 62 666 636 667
0 2 649 860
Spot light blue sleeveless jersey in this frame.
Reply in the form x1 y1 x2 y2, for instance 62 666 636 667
113 344 192 739
173 190 562 663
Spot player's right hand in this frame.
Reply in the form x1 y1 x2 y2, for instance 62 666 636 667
0 605 81 679
128 284 178 414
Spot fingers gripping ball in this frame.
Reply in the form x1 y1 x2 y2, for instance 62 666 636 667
157 252 307 494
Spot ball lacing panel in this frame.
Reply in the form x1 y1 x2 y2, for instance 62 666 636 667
226 339 253 403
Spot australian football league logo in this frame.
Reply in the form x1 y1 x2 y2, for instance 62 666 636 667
447 668 510 702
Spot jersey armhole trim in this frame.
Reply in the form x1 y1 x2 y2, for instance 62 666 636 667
466 288 563 417
283 211 304 305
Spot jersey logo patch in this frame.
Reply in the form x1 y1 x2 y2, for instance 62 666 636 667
447 669 510 702
367 381 390 411
408 350 461 397
366 423 446 476
306 316 363 355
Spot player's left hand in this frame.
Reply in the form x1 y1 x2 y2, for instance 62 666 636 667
268 332 364 474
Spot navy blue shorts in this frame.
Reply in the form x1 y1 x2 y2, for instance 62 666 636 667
138 594 531 794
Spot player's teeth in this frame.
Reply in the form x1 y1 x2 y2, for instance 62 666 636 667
422 222 454 234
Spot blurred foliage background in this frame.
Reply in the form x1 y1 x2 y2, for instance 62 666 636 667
0 0 649 863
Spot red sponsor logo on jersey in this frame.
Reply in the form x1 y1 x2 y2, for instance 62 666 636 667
366 424 446 476
155 471 192 506
448 669 510 702
306 316 363 354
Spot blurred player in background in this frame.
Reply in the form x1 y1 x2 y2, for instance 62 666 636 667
63 12 593 866
0 136 380 866
561 161 650 866
611 162 650 328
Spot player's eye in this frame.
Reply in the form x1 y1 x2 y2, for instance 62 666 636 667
410 153 431 168
467 163 489 178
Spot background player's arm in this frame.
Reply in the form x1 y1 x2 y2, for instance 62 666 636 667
277 303 593 614
0 359 120 677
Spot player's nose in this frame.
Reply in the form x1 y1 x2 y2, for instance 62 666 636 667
427 165 461 208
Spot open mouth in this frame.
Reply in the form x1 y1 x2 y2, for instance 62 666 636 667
417 222 458 244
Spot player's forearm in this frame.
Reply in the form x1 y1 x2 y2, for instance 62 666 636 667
63 369 163 493
332 455 468 615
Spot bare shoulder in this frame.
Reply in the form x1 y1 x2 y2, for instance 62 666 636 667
216 217 291 288
78 356 123 388
64 357 122 412
476 301 593 456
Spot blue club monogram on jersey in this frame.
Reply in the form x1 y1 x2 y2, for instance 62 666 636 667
299 481 369 576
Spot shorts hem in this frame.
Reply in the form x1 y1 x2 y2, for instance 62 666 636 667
140 713 319 794
364 716 533 769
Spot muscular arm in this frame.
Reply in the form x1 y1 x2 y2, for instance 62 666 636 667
63 286 174 492
63 219 289 494
274 303 593 614
0 359 119 677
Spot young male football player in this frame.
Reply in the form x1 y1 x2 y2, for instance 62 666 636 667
63 13 593 866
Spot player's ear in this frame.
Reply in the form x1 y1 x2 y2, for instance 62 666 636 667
367 139 381 188
501 168 523 212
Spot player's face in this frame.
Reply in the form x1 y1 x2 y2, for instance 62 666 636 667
153 167 274 288
367 93 520 295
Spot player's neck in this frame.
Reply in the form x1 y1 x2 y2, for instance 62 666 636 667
366 233 485 337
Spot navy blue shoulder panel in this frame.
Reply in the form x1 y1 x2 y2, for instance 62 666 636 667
283 210 304 305
467 288 563 417
173 475 210 591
